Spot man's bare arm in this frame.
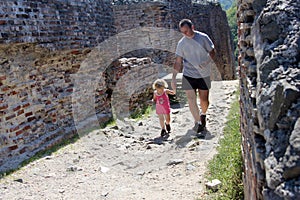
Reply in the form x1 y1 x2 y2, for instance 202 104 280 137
172 56 183 93
209 48 216 61
172 56 183 78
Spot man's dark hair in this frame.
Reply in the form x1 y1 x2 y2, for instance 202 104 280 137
179 19 193 28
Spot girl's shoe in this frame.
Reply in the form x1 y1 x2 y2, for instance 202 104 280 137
161 129 167 137
200 114 206 127
165 123 171 133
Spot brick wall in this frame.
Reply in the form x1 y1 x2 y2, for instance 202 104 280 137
0 43 90 172
0 0 114 50
238 0 300 199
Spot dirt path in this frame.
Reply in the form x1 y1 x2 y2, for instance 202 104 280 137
0 80 238 200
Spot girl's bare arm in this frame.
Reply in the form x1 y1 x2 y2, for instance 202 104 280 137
153 92 157 101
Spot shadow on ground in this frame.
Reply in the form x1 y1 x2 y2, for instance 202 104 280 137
174 129 215 148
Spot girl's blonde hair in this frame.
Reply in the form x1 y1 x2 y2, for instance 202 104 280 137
153 79 168 89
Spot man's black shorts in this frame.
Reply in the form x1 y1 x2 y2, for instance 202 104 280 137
182 75 211 90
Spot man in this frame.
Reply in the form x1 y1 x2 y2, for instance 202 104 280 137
171 19 215 135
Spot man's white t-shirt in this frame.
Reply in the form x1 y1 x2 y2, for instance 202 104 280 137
175 31 214 78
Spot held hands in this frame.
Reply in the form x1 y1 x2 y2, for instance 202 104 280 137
167 89 176 95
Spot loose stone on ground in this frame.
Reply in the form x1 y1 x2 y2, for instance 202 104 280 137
0 80 238 200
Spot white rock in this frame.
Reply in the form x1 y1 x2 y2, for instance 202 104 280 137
205 179 222 191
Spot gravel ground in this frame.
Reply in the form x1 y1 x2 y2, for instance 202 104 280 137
0 80 239 200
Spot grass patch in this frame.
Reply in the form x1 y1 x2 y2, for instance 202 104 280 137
130 104 154 119
203 91 244 200
99 117 116 128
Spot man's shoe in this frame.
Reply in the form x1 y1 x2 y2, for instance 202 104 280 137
193 122 204 133
197 131 206 139
192 123 199 132
197 123 205 133
200 114 206 127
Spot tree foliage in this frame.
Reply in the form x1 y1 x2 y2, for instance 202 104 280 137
226 0 238 61
219 0 234 10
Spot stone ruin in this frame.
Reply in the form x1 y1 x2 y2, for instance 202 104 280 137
1 0 299 199
238 0 300 199
0 0 234 173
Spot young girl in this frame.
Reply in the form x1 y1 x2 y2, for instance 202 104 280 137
152 79 175 137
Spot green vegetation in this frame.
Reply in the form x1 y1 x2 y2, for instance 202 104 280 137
130 104 154 119
100 118 116 128
226 0 238 62
204 90 244 200
219 0 234 10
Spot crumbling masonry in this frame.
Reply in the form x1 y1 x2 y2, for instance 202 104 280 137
238 0 300 199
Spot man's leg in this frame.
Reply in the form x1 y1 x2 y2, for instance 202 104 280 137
185 90 200 122
198 89 209 114
198 89 209 127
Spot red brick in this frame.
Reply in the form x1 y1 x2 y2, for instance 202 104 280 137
27 116 36 122
23 125 31 131
17 109 24 115
22 102 30 108
8 145 18 151
29 75 36 80
0 104 8 110
10 90 19 95
66 88 73 92
70 50 81 55
13 105 21 111
1 86 10 92
10 125 20 132
72 64 80 69
19 147 27 154
16 130 23 136
25 112 33 117
5 114 16 121
0 111 6 116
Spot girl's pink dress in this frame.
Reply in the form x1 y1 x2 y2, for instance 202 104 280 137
154 90 171 114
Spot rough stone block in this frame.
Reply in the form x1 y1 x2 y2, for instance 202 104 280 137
205 179 222 191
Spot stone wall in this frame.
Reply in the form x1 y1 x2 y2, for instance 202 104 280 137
238 0 300 199
113 1 235 80
0 43 90 172
0 0 114 50
0 0 234 173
